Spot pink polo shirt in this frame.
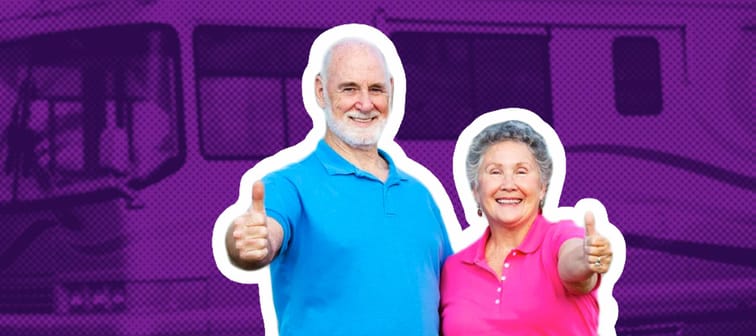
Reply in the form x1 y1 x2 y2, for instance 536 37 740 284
440 215 599 335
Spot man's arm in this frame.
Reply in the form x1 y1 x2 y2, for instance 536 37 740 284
558 212 613 294
225 181 285 270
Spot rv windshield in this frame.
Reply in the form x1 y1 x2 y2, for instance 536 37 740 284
0 24 183 207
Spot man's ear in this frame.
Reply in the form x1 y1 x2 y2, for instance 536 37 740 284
315 74 326 109
389 77 394 107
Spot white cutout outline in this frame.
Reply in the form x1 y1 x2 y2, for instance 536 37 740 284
211 24 625 336
211 23 462 335
452 108 626 335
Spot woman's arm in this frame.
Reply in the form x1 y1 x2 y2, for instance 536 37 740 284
558 212 612 295
558 238 598 294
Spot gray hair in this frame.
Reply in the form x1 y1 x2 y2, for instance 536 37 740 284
466 120 552 205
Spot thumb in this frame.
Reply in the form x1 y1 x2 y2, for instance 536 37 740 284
584 211 596 237
251 180 266 214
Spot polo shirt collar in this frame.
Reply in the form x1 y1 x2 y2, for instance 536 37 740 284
518 215 548 253
462 215 548 264
315 139 408 183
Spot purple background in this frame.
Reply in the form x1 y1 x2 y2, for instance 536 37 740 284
0 0 753 335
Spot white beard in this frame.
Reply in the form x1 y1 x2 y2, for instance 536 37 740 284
324 102 386 149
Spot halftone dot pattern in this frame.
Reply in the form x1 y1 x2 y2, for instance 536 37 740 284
390 3 754 336
0 1 753 336
195 26 321 159
550 4 754 333
393 29 552 139
285 79 312 145
199 76 287 158
0 5 264 335
612 36 663 116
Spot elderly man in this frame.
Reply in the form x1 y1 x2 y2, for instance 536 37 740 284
224 28 453 335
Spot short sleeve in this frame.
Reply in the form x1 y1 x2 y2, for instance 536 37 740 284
551 220 584 248
262 172 302 255
546 219 584 267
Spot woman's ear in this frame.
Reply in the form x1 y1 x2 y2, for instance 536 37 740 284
539 183 547 204
473 186 483 217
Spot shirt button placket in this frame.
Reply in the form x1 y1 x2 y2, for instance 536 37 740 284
497 273 507 306
497 251 518 307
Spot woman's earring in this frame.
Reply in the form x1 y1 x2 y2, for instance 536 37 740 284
477 207 483 217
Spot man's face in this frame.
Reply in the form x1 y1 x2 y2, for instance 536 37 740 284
316 43 392 149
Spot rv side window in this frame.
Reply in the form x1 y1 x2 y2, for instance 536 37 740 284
612 36 663 116
391 32 552 139
193 26 321 160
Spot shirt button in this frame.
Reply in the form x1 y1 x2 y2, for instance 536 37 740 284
501 275 507 281
497 287 502 292
495 299 500 304
512 251 517 256
504 263 510 268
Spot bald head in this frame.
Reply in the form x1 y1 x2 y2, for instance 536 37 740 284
319 38 392 91
314 38 394 150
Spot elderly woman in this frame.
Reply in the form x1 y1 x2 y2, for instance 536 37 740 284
440 120 613 335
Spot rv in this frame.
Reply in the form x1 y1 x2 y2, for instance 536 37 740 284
0 0 752 335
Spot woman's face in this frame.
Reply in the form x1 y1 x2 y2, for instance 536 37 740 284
475 140 546 229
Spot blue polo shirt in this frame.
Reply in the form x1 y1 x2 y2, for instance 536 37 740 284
263 139 453 336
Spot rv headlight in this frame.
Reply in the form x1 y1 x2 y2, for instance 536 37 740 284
57 282 126 314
